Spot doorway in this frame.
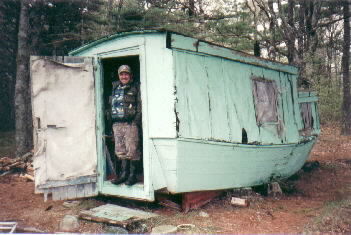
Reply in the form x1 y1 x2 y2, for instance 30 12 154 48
101 56 144 187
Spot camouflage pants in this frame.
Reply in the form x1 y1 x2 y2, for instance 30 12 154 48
112 122 140 161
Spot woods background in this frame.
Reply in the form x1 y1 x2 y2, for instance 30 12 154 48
0 0 350 156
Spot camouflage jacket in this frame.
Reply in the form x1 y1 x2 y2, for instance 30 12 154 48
110 81 141 124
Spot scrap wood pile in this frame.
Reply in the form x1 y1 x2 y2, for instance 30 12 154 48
0 152 34 180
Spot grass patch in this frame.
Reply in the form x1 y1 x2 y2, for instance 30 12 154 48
305 195 351 233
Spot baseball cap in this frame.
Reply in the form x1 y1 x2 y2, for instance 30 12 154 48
118 65 131 74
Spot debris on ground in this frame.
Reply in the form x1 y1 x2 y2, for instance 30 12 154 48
63 201 81 209
16 225 45 233
0 152 33 176
0 222 17 233
151 225 177 234
267 182 283 197
231 197 250 207
127 221 149 233
44 205 53 211
59 215 80 232
19 173 34 181
302 160 320 172
177 224 196 231
157 198 181 211
104 225 129 234
198 211 210 217
230 187 264 203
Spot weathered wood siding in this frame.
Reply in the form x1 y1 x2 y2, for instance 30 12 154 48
65 30 320 196
173 49 301 144
171 137 316 193
31 57 98 200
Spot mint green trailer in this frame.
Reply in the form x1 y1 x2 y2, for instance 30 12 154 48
31 30 320 201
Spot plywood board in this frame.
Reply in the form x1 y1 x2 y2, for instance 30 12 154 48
79 204 159 226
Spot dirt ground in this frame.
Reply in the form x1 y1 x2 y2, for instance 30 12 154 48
0 125 350 233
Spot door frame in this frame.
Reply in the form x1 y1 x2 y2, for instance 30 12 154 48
94 42 155 201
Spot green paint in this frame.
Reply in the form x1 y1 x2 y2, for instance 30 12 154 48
171 34 298 75
66 30 320 200
165 137 316 193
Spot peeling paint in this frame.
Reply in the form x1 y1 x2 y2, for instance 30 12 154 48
58 30 320 197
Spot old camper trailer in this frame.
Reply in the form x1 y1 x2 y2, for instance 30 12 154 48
31 30 320 202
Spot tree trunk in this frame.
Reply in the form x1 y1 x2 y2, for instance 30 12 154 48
297 0 305 61
287 0 296 64
341 0 351 135
0 0 20 131
188 0 195 17
268 0 276 60
15 0 32 157
116 0 124 31
254 41 260 57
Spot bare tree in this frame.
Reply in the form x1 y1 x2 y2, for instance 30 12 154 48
341 0 351 135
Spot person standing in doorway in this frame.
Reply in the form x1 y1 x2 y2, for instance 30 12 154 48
110 65 141 186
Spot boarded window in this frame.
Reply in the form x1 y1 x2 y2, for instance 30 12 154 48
252 78 278 124
300 102 314 130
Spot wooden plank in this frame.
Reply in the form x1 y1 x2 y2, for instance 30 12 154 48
67 185 77 199
79 204 159 227
76 184 86 198
46 183 96 201
83 183 95 197
52 188 60 201
58 187 68 200
38 175 97 189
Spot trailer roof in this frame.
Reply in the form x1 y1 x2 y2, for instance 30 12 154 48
69 29 298 75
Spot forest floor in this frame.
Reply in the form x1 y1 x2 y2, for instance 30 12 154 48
0 124 350 234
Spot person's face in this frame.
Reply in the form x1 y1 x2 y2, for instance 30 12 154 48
118 72 131 85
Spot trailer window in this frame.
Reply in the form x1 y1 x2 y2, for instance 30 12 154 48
252 78 278 124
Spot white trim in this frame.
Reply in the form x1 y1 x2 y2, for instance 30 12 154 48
98 39 154 201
